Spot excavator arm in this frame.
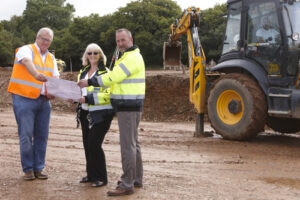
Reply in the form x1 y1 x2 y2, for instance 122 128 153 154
164 8 207 136
169 8 200 40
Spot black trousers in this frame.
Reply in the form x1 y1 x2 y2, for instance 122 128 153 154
79 109 113 182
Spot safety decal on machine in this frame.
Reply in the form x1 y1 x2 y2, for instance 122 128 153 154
194 61 199 91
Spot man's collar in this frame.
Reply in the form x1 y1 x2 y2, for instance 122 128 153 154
119 45 138 59
34 42 49 55
124 45 138 53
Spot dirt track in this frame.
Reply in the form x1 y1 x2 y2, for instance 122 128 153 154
1 69 300 199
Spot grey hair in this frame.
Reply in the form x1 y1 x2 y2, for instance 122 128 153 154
82 43 107 66
37 27 54 41
116 28 132 38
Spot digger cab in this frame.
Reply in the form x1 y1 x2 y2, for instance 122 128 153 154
220 0 300 86
211 0 300 120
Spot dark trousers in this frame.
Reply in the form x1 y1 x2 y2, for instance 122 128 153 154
117 111 143 190
79 109 113 182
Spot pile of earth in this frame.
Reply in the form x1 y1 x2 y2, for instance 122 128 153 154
0 67 196 122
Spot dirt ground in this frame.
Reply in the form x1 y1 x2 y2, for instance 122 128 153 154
1 68 300 200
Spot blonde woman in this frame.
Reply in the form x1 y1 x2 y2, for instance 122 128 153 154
76 43 114 187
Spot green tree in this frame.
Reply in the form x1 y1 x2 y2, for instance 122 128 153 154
23 0 75 32
53 14 114 70
103 0 182 66
199 4 227 63
0 29 14 66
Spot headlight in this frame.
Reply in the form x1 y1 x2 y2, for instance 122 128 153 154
292 32 299 41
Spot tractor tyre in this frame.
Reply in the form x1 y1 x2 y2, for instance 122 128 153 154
207 73 267 140
267 117 300 133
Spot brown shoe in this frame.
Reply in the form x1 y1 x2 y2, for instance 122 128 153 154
24 171 35 181
107 187 134 196
34 171 48 179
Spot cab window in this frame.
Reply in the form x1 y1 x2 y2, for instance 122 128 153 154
222 1 242 54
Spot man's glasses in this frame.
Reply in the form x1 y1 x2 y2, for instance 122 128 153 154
38 35 52 43
87 52 99 55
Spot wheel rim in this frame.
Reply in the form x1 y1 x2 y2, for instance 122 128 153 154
216 90 244 125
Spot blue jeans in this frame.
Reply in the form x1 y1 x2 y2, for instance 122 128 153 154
12 94 51 173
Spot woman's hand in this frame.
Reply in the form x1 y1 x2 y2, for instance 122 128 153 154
78 97 85 103
78 79 88 88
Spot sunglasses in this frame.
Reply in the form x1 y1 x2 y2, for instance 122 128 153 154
87 52 99 55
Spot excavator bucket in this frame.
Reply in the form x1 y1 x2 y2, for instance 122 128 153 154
163 41 182 68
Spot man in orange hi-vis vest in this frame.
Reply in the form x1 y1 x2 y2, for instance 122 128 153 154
7 27 59 181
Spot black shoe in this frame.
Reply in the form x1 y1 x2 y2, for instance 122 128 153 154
134 182 143 188
80 176 90 183
91 180 107 187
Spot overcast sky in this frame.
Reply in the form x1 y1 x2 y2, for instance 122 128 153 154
0 0 227 21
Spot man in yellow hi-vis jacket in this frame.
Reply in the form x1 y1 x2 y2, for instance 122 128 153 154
78 28 145 196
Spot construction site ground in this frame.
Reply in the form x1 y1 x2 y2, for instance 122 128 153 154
0 67 300 200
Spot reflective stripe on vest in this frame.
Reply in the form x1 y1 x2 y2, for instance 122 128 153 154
110 94 145 99
96 76 105 87
119 63 131 76
88 104 113 111
120 78 145 84
9 78 43 90
13 61 54 74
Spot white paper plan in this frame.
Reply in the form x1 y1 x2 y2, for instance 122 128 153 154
45 77 82 100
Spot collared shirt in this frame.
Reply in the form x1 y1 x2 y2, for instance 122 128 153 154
16 43 59 94
256 28 279 44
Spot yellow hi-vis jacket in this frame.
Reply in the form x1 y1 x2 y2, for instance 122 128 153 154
7 44 54 99
78 65 113 123
88 46 145 112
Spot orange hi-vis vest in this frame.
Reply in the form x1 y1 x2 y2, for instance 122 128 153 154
7 44 55 99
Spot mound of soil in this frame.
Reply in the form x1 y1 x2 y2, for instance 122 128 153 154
0 68 196 122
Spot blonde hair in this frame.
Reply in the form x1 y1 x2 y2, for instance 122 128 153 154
81 43 107 66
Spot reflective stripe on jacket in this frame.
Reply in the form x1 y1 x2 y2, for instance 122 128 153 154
7 44 54 99
78 65 113 112
90 47 145 111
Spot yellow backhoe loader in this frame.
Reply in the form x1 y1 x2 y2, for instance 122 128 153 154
164 0 300 140
49 50 66 73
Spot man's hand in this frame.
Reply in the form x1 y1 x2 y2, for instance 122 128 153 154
78 79 88 88
21 58 47 82
267 37 273 42
45 94 55 100
35 73 47 82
